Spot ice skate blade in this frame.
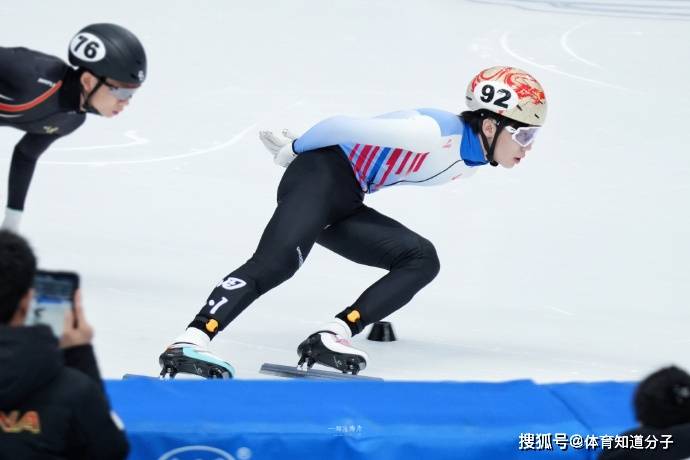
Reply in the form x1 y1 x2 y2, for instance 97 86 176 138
122 373 164 380
260 363 383 381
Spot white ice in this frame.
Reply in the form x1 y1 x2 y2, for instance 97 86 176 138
1 0 688 382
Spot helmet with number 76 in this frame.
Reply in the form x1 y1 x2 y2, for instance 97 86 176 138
68 23 146 85
465 66 546 127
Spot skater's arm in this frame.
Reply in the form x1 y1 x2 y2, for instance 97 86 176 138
6 133 59 210
3 134 59 230
293 112 441 153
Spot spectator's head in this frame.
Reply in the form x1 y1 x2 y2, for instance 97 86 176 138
0 230 36 326
635 366 690 429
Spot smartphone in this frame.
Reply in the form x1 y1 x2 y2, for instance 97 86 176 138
26 270 79 337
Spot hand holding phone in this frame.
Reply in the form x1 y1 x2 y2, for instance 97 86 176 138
27 270 79 337
59 290 94 349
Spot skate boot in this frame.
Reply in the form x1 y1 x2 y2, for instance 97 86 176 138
296 320 368 375
159 327 235 379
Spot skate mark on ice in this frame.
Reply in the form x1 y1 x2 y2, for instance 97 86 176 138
499 30 641 94
42 124 255 166
547 306 575 316
51 130 149 153
560 21 603 69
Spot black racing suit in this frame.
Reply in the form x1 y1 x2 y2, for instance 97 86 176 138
0 325 129 460
0 47 86 212
190 146 440 337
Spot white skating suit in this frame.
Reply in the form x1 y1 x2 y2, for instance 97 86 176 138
292 108 489 193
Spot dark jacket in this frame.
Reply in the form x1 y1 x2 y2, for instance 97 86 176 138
599 424 690 459
0 325 128 459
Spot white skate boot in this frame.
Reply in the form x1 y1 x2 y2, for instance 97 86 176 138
296 319 368 375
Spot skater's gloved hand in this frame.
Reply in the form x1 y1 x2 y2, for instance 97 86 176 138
281 129 298 141
60 290 95 349
259 129 298 168
1 208 23 232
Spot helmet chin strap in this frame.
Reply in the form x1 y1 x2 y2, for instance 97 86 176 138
81 77 106 116
479 122 504 167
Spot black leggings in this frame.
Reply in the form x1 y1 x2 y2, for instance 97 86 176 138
191 146 440 337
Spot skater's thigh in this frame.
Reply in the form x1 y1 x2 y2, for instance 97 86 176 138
256 190 330 254
316 206 430 270
259 148 363 253
277 147 358 203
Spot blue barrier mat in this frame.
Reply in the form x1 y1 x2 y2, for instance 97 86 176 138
106 379 635 460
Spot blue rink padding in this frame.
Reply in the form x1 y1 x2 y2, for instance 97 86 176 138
545 382 637 436
105 379 637 460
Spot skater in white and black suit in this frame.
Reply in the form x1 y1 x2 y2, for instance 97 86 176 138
0 23 145 232
160 66 548 378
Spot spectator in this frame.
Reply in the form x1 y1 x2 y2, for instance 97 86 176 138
0 230 128 459
600 366 690 459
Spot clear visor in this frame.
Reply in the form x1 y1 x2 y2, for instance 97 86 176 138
106 85 138 101
101 79 139 101
505 125 539 148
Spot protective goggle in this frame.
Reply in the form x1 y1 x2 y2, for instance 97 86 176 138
504 125 539 148
103 80 139 100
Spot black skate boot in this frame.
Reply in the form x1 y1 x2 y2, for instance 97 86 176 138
297 331 368 375
159 328 234 379
158 344 235 379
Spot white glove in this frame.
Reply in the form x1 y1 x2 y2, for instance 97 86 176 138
259 129 299 168
1 208 23 232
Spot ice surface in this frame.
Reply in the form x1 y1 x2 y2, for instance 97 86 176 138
1 0 688 382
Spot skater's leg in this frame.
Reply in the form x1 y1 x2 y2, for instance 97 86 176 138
161 146 363 377
160 193 326 378
188 147 364 339
295 206 439 373
188 194 328 336
317 205 440 335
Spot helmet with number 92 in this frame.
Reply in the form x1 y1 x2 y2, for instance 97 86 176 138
464 66 547 166
465 66 546 127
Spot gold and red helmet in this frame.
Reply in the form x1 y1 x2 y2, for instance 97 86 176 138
465 66 547 127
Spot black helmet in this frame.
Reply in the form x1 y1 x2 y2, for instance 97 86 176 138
68 23 146 84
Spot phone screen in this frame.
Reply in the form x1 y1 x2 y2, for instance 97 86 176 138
26 270 79 337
